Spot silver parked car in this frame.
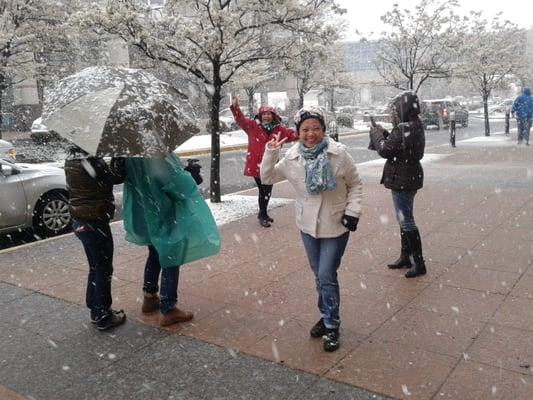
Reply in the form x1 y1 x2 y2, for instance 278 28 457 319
31 117 61 143
0 158 71 237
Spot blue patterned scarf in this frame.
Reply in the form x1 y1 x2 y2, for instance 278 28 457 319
298 139 337 194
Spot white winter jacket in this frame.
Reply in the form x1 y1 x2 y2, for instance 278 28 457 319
260 138 363 238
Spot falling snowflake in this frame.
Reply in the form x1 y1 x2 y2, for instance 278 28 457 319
271 341 280 362
401 384 412 396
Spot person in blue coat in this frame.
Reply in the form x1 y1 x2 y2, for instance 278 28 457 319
511 88 533 145
123 152 220 327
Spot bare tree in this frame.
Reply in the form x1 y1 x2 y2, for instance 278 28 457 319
82 0 340 202
231 61 279 118
456 12 525 135
283 18 343 109
371 0 464 93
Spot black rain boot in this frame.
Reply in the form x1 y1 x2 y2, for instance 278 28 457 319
387 230 412 269
404 229 427 278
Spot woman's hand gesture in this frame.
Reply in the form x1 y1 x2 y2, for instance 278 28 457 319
231 96 239 107
266 133 288 150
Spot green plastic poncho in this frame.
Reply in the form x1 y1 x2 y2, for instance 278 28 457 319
123 152 220 268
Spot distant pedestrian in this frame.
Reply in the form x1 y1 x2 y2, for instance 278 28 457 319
64 146 126 330
511 87 533 145
261 107 362 352
231 96 298 227
123 152 220 327
369 91 427 278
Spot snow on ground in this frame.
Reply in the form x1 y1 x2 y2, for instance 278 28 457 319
207 194 293 226
358 153 449 167
176 123 371 153
177 130 247 153
458 133 516 147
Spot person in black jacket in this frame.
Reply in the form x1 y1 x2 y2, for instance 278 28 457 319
64 146 127 330
369 91 426 278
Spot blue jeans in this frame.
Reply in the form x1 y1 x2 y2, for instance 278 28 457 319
517 118 532 144
300 231 350 329
143 246 179 314
391 190 418 232
73 219 114 322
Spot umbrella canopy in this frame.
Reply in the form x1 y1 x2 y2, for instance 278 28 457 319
42 66 199 157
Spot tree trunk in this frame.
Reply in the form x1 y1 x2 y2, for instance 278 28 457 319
328 88 335 112
0 74 4 140
482 83 490 136
0 92 3 140
483 100 490 136
298 91 304 109
209 64 222 203
246 88 255 118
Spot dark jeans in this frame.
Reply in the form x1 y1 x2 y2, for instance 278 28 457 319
73 219 114 321
254 177 273 218
391 190 418 232
143 246 179 314
300 231 350 329
517 118 532 144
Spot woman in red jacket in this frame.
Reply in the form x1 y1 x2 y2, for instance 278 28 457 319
231 96 298 227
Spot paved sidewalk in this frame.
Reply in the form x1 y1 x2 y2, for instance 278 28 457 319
1 133 533 399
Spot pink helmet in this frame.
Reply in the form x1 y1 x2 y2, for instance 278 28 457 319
255 105 281 123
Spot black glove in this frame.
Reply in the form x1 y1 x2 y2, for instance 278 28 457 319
184 158 203 185
341 214 359 231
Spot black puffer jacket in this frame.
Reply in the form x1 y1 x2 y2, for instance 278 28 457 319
370 117 425 191
65 154 125 222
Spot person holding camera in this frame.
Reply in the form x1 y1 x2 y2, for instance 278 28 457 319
369 91 427 278
260 107 362 352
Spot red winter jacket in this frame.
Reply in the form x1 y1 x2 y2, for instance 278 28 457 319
230 104 298 178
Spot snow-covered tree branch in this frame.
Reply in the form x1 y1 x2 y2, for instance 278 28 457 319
79 0 342 202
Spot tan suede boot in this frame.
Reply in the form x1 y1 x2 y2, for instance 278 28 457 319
141 293 160 313
160 307 194 326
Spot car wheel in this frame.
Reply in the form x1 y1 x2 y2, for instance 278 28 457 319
33 191 72 237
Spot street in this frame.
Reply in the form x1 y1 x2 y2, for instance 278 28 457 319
0 116 511 250
194 116 508 195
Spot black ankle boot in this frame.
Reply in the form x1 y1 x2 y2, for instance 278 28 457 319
404 229 427 278
388 230 412 269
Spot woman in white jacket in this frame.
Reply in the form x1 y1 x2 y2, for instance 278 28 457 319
260 107 362 352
